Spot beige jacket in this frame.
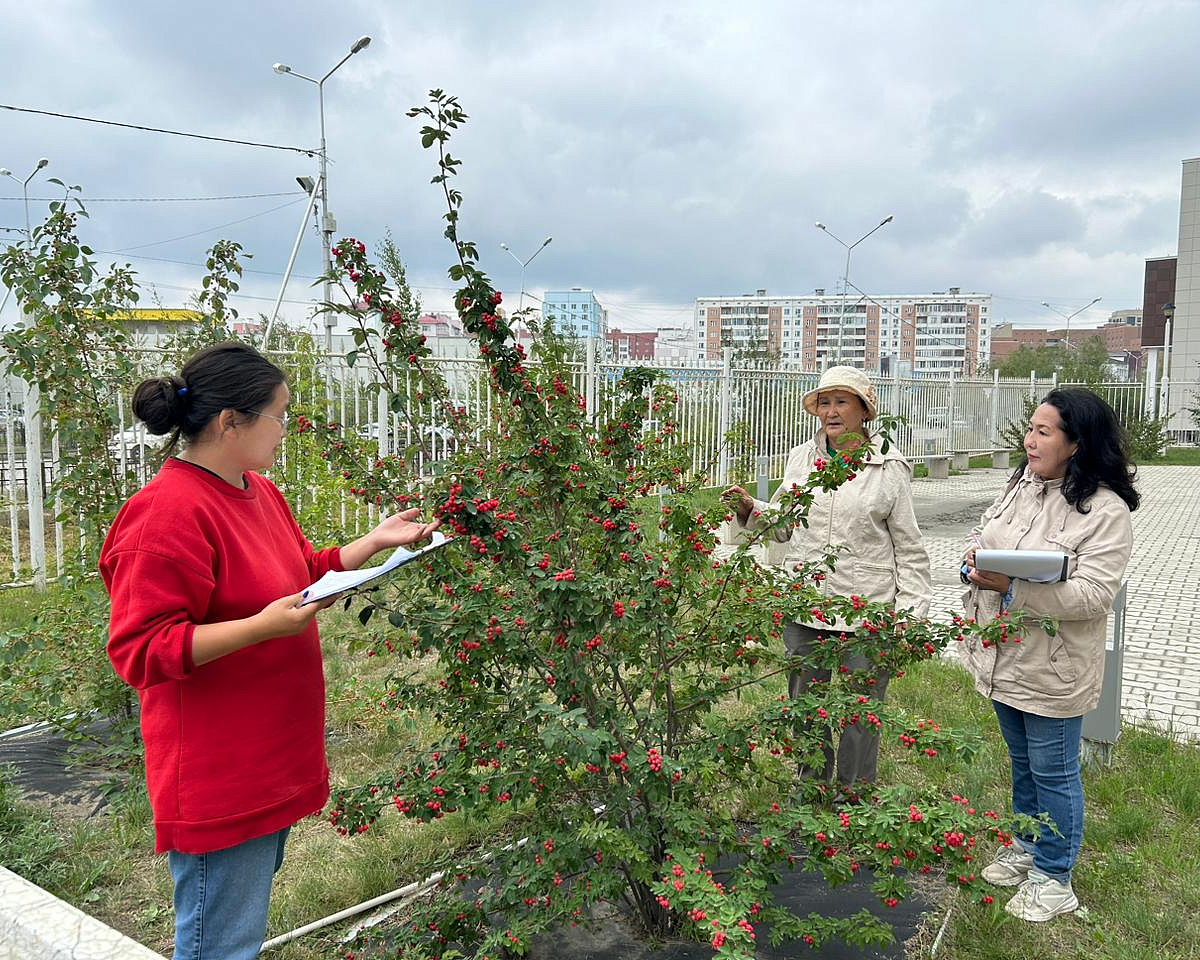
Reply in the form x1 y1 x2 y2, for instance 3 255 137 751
962 468 1133 718
733 432 931 629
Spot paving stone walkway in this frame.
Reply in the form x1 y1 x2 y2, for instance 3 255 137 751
911 464 1200 741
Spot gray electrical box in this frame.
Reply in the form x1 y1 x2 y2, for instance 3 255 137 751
1082 581 1127 766
756 456 770 501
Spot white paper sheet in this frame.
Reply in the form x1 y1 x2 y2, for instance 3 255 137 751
300 532 450 605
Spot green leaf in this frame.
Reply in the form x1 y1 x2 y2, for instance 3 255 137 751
359 604 375 626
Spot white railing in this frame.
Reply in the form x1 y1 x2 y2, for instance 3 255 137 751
1 345 1194 589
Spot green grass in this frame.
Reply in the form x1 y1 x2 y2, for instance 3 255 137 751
0 584 51 631
887 659 1200 960
4 652 1198 959
0 607 527 959
1142 446 1199 466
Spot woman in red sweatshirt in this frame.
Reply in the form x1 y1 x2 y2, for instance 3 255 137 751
100 342 438 960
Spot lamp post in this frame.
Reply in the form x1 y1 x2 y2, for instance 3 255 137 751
1 158 49 246
1 158 50 588
1040 296 1101 351
499 237 552 313
814 215 893 366
1160 301 1175 414
1161 301 1175 381
273 35 371 395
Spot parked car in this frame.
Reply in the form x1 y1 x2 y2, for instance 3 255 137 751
107 426 156 463
356 423 456 450
925 406 968 429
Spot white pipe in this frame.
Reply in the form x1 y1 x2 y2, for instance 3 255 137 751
262 806 607 952
930 903 954 956
0 711 83 741
259 872 445 951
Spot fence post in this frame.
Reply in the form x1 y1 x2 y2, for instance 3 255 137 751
892 358 901 423
990 368 1000 444
23 379 45 589
1145 350 1158 418
945 371 956 453
585 338 597 421
4 379 20 581
1028 370 1037 401
717 346 732 487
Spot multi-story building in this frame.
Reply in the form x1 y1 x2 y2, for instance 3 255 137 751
694 288 992 375
991 318 1143 374
606 328 657 361
603 326 702 363
419 312 464 338
1142 256 1176 355
654 326 700 363
542 288 607 338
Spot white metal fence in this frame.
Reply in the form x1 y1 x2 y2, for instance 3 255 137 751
1 344 1194 588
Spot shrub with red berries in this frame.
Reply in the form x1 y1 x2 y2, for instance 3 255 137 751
325 90 1038 960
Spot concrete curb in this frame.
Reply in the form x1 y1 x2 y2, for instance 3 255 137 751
0 865 165 960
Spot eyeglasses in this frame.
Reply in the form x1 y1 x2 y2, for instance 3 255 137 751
254 410 289 429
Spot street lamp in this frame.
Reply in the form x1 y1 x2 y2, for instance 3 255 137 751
273 35 371 387
0 157 50 588
499 236 553 313
814 215 893 366
1161 301 1175 382
1 158 50 247
1040 296 1101 351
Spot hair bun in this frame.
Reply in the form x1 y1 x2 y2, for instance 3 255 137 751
132 375 187 435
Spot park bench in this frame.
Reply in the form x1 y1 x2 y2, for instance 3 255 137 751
950 448 1013 470
923 455 951 479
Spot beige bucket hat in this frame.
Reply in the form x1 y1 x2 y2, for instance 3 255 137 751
802 365 879 421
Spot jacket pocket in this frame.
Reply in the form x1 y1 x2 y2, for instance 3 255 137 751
1047 635 1077 685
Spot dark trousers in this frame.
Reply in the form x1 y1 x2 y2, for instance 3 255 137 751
784 622 891 787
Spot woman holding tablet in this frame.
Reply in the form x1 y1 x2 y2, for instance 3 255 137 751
962 387 1138 922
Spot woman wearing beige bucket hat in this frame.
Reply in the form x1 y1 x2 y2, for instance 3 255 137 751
724 365 930 799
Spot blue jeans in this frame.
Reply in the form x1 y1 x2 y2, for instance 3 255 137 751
168 826 290 960
992 701 1083 883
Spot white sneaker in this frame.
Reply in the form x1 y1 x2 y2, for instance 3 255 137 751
1004 871 1079 922
981 844 1034 887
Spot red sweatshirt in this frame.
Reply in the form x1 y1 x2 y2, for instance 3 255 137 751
100 458 343 854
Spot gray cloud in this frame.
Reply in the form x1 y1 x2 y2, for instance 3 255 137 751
962 189 1087 258
2 0 1196 332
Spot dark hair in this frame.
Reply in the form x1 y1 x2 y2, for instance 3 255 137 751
132 342 286 455
1011 387 1139 513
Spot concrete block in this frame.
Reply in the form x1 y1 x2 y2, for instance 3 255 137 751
0 865 165 960
924 456 950 479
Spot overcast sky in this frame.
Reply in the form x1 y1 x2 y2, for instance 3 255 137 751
3 0 1198 336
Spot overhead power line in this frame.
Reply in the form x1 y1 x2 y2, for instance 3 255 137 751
0 103 315 155
0 191 305 203
106 198 307 253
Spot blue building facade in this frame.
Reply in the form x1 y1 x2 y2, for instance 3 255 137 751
542 288 607 338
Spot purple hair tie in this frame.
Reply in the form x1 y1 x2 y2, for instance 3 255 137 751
177 386 189 397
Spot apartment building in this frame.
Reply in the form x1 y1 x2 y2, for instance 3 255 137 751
694 288 991 374
542 288 607 338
